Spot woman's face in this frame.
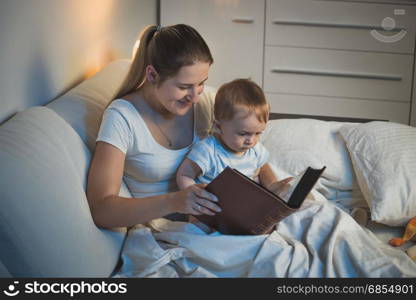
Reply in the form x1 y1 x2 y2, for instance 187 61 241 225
154 61 210 116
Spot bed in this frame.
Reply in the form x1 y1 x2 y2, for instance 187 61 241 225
111 98 416 278
1 59 415 278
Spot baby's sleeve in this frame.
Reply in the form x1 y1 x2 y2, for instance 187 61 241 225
96 107 132 154
186 138 213 176
256 142 270 169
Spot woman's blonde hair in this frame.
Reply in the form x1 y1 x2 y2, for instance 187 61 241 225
113 24 213 101
214 78 269 123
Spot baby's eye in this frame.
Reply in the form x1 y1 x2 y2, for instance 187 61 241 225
178 86 188 90
256 132 263 136
238 132 247 136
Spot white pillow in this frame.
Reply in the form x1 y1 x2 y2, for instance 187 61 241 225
261 118 359 200
339 121 416 226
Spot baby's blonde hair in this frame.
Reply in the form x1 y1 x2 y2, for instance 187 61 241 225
214 78 269 123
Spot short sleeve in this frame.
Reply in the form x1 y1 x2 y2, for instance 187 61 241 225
96 107 132 154
186 138 214 175
255 142 270 169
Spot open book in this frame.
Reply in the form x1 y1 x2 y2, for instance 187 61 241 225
195 166 326 235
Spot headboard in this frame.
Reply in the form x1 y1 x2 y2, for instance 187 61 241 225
269 113 385 123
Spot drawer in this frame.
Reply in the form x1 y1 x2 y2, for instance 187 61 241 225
266 93 410 124
264 46 413 102
266 0 416 53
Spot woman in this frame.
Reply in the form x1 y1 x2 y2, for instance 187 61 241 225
87 24 290 230
87 24 221 228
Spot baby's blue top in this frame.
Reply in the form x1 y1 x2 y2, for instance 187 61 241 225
187 135 269 184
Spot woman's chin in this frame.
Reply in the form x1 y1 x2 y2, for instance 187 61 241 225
175 103 193 115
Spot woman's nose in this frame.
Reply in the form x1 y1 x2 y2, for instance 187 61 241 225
187 88 199 103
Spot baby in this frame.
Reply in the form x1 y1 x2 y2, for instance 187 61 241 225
176 78 291 208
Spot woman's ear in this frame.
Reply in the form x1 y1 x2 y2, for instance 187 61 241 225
145 65 159 84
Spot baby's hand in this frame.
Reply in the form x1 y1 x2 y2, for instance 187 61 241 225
267 177 293 199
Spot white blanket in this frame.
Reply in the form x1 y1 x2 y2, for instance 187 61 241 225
112 192 416 278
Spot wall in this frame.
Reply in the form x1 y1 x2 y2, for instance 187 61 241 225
412 66 416 126
0 0 157 124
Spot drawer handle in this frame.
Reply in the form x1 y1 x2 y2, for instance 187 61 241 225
271 20 404 32
271 68 402 81
232 18 254 24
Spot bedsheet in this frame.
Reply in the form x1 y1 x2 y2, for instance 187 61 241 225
112 191 416 278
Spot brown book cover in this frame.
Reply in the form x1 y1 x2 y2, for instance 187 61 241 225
195 166 326 235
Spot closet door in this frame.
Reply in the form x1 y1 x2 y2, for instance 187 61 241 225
160 0 265 88
264 0 416 124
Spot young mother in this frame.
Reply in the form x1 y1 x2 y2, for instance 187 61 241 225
87 24 222 228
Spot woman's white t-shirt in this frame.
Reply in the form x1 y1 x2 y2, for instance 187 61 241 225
96 99 200 198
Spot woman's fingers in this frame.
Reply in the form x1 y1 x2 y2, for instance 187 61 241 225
191 202 216 216
190 202 203 215
193 184 218 202
191 184 222 214
198 198 222 213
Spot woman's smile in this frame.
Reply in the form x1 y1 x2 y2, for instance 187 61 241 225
178 97 193 106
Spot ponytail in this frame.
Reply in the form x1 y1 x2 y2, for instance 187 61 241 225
113 25 157 100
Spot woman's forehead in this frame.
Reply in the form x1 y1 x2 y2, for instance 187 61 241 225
173 62 210 84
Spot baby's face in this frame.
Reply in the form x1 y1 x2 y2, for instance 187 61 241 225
218 109 267 155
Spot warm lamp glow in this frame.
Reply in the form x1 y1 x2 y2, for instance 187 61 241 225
69 0 118 78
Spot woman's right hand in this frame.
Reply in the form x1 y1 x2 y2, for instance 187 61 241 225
174 184 221 216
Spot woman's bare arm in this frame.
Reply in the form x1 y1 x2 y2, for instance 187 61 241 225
87 142 220 228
